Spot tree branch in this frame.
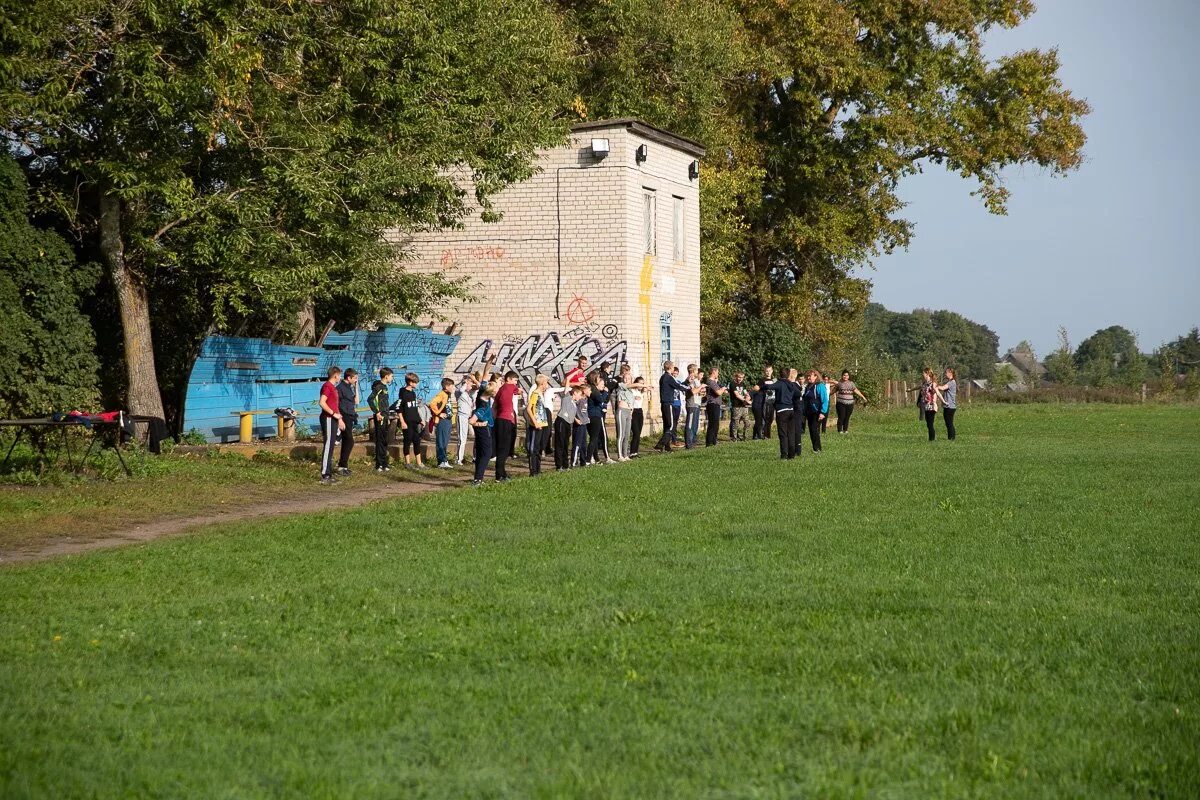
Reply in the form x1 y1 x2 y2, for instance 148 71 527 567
150 186 251 242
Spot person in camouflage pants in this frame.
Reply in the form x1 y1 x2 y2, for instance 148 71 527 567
729 371 752 441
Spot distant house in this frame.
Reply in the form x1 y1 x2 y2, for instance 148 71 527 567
994 347 1047 390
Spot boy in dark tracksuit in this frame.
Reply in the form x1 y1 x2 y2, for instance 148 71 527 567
336 368 360 474
368 367 394 472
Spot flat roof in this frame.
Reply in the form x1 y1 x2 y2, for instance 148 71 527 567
571 118 706 159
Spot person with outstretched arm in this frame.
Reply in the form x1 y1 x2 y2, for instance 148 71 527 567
752 365 778 439
834 370 868 434
704 367 727 447
936 367 958 441
654 361 691 452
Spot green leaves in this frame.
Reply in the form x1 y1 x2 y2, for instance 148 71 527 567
567 0 1088 357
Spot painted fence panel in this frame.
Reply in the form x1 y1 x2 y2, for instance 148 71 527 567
182 326 459 443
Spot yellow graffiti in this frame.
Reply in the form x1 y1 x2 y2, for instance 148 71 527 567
638 254 653 374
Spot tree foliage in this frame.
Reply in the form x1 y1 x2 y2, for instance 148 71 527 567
565 0 1088 356
0 156 100 417
1074 326 1144 388
859 303 997 378
1043 326 1077 385
2 0 576 418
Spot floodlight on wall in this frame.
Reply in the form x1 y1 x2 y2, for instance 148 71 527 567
635 143 648 164
590 138 610 158
688 160 700 180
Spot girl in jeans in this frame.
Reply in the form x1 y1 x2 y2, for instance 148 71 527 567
937 368 958 440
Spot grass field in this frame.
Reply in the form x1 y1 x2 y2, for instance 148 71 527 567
1 404 1197 798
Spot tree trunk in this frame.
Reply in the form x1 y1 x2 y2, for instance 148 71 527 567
295 299 316 346
99 192 165 422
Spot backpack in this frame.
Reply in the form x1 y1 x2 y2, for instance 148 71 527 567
921 382 936 411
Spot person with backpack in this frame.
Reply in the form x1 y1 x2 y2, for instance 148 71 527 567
368 367 394 472
801 369 829 453
919 367 947 442
936 367 958 441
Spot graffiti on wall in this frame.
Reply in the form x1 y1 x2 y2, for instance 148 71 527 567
453 321 629 390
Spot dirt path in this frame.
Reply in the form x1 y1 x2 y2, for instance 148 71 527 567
1 468 483 565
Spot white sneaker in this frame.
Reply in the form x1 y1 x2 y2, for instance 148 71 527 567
437 462 452 469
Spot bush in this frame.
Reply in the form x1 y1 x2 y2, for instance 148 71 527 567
986 385 1143 404
0 157 100 419
702 319 813 378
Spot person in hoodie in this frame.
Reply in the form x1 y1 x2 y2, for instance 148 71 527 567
773 368 802 460
335 368 360 476
368 367 394 473
801 369 829 453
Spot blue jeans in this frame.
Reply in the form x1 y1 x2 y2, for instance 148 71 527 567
685 406 700 448
435 417 451 464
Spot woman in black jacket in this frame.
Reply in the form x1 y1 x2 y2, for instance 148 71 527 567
773 368 803 460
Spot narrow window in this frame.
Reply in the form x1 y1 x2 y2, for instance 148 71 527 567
660 312 673 365
672 196 685 262
643 189 656 255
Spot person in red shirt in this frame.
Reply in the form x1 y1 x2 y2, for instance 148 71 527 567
317 366 344 484
491 370 522 482
564 355 589 389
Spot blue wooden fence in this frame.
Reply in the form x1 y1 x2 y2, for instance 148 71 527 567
182 325 460 443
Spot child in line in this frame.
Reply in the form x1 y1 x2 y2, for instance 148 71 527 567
397 372 425 469
317 366 344 485
336 367 360 474
469 385 495 486
525 374 552 476
368 367 394 472
555 384 580 470
429 377 454 469
572 385 589 466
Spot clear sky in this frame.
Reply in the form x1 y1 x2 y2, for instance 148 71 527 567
862 0 1200 357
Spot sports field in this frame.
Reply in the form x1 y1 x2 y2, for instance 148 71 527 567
1 404 1197 798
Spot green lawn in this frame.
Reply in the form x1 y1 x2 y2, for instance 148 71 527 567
1 404 1197 798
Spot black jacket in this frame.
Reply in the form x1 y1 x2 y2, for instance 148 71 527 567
337 381 359 424
658 371 689 407
368 380 390 417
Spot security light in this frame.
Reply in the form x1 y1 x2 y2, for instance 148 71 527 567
688 160 700 180
590 138 610 157
635 143 648 164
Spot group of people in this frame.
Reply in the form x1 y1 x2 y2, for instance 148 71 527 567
313 356 958 485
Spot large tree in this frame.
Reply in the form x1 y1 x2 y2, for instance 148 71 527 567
2 0 574 421
563 0 1088 354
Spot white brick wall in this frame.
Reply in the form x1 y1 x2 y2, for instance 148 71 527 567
388 121 703 420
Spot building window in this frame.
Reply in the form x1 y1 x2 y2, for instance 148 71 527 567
643 189 656 255
672 196 685 262
660 312 672 365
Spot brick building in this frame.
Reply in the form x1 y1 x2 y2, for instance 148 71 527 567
392 119 705 416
